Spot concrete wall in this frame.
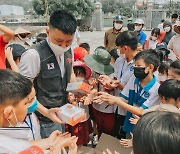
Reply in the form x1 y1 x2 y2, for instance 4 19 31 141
0 5 24 16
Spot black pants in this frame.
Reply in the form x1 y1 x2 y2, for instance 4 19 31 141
115 114 126 139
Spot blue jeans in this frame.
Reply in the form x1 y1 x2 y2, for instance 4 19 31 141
40 121 65 138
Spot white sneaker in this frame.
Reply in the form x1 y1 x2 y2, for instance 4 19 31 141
92 134 98 146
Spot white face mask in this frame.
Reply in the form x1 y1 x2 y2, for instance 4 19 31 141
158 75 167 83
7 109 22 127
164 27 171 32
114 23 123 30
76 77 85 82
49 41 71 57
135 26 141 31
151 36 157 41
117 52 125 58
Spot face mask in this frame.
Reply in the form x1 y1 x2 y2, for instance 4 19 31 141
49 41 71 57
164 27 171 32
134 67 149 79
114 23 123 30
135 26 141 31
27 98 38 114
158 75 166 84
76 77 85 82
117 51 125 58
7 109 22 127
151 36 157 41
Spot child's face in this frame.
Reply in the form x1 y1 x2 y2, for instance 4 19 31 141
168 69 180 80
76 74 86 82
158 73 168 84
135 58 152 73
3 87 36 127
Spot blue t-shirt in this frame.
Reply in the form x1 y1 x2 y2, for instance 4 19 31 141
137 30 147 45
120 75 160 133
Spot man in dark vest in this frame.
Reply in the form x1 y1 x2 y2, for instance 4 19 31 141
18 10 77 138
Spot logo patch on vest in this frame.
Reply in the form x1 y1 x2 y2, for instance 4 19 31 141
47 63 55 70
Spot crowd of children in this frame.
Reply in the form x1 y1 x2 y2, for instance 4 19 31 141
0 10 179 154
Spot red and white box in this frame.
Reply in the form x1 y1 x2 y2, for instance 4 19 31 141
57 103 86 126
66 81 91 94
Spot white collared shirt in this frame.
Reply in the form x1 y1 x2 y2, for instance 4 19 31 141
113 57 134 115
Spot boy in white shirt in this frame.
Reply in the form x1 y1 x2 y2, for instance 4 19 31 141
94 50 161 134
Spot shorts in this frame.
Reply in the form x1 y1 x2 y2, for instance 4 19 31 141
92 107 115 136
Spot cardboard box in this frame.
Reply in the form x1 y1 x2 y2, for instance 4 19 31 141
95 133 132 154
66 81 92 94
77 133 132 154
57 103 86 126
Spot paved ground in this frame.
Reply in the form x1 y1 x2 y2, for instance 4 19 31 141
79 27 151 53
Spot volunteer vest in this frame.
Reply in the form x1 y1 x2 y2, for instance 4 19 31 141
33 40 72 121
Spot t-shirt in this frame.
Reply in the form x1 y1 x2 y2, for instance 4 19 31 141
143 103 180 114
113 57 134 115
22 113 41 140
137 30 147 45
0 34 7 69
0 127 32 153
120 75 161 133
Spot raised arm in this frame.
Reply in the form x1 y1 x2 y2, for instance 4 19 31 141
0 24 15 43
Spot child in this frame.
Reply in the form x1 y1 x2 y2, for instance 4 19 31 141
133 111 180 154
84 47 115 138
109 48 119 65
6 44 26 72
168 60 180 80
0 70 77 153
143 79 180 114
144 28 160 50
66 60 93 146
157 61 171 84
79 42 90 53
120 79 180 148
94 50 161 134
102 30 139 139
73 47 88 62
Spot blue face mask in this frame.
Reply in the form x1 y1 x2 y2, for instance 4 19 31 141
27 99 38 114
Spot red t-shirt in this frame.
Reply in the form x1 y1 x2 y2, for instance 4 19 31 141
0 34 7 69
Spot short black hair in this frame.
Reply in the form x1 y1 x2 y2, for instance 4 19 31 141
133 111 180 154
73 66 86 77
171 13 178 19
79 42 90 52
170 60 180 75
151 28 160 36
158 79 180 100
49 10 77 35
161 19 165 23
134 50 160 72
115 30 138 51
109 48 119 61
0 70 33 105
158 62 171 75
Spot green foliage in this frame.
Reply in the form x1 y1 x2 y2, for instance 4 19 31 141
32 0 95 18
101 0 134 17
